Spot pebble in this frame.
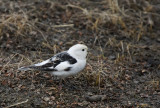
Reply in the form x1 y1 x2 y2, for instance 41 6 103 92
157 38 160 43
43 97 50 101
85 95 107 102
108 55 116 60
133 80 139 84
51 96 55 101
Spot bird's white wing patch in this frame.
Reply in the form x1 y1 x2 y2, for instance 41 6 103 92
55 61 72 71
34 59 50 66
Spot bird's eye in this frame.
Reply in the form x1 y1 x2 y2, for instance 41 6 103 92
82 49 85 51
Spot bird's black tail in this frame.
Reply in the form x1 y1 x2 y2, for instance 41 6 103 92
18 66 31 71
18 66 34 71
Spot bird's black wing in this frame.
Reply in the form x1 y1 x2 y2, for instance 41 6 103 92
25 51 77 71
51 51 77 67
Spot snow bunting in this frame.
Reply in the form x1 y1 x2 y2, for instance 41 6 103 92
18 44 88 78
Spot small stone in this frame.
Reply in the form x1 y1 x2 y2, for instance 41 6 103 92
142 69 147 73
108 55 116 60
133 80 139 84
51 96 55 100
157 38 160 43
86 92 93 96
48 101 54 105
43 97 50 101
85 95 107 102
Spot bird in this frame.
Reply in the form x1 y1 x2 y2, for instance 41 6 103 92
18 44 88 79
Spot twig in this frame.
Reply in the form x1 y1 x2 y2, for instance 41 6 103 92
4 99 28 108
52 24 74 28
67 4 89 15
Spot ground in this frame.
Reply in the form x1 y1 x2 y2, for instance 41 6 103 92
0 0 160 108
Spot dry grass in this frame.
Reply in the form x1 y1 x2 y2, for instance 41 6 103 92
0 12 31 36
0 0 159 86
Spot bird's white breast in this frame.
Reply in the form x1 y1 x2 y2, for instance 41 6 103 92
72 59 86 73
52 59 86 78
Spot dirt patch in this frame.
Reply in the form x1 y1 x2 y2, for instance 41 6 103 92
0 0 160 107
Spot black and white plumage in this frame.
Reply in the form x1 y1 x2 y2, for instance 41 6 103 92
18 44 88 78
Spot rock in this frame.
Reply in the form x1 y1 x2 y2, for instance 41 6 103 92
85 95 107 102
157 38 160 43
43 97 50 102
50 96 55 101
133 80 139 84
108 55 116 60
48 101 54 105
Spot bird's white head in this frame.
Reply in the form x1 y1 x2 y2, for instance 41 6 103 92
68 44 88 60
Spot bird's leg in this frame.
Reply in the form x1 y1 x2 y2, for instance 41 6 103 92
58 78 65 90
